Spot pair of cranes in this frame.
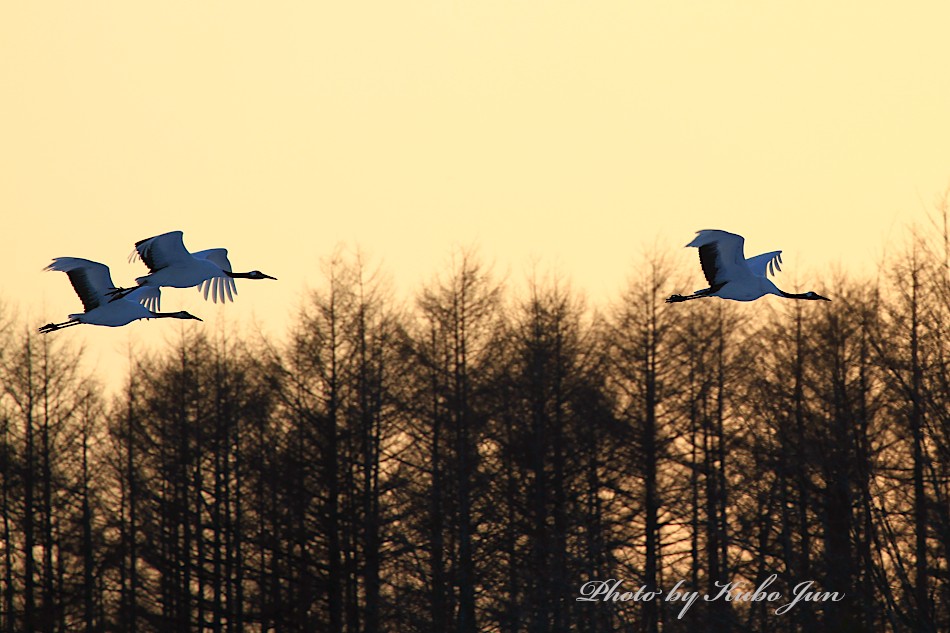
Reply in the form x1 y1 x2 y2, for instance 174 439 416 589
41 228 828 334
39 231 276 333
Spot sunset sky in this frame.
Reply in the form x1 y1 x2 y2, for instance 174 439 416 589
2 2 949 388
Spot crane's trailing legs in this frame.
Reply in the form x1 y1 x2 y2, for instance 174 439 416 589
38 319 81 334
666 283 725 303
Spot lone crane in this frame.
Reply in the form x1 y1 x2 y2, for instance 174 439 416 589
666 230 830 303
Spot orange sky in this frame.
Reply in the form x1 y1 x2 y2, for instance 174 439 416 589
2 2 949 388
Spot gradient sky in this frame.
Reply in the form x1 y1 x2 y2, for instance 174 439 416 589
2 2 949 388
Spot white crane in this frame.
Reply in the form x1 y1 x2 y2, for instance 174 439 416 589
39 258 202 333
666 230 830 303
110 230 276 304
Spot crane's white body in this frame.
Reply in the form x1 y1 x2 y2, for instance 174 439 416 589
686 230 783 301
41 258 197 332
73 301 154 327
130 232 239 303
668 230 829 304
705 276 780 302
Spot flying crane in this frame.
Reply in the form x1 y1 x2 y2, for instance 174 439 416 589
666 230 830 303
110 230 276 304
39 257 202 333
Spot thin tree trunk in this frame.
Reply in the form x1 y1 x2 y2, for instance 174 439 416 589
429 324 447 633
456 296 477 633
41 382 55 633
909 265 933 631
23 346 37 633
643 305 660 633
327 288 344 633
126 397 138 632
81 420 95 633
2 411 15 633
792 309 814 632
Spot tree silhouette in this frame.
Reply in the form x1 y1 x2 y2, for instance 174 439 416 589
3 218 950 631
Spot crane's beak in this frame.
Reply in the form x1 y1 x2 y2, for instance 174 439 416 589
818 294 831 301
263 273 277 280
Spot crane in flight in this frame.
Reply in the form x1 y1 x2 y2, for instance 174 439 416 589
39 257 202 333
666 230 830 303
109 230 276 304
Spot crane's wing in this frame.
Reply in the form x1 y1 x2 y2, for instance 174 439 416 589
125 285 162 312
745 250 783 278
193 248 237 303
192 248 232 271
130 231 193 271
45 257 116 313
686 230 749 286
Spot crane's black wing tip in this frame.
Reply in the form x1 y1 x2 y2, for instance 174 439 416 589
698 243 720 286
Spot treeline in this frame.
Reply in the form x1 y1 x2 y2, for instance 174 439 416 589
1 226 949 633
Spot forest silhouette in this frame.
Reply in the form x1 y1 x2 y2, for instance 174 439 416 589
2 217 949 633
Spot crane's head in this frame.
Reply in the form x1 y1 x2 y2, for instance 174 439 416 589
247 270 277 280
173 311 203 321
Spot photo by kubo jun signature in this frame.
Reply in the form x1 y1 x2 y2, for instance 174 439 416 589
576 574 844 619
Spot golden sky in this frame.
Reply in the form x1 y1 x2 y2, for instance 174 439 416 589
2 2 950 385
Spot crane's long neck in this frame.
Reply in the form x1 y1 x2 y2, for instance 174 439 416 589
779 289 811 300
224 270 276 281
149 311 196 320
